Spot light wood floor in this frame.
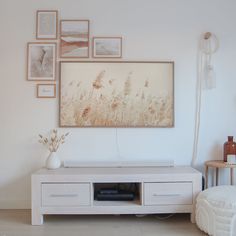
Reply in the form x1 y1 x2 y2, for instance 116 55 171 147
0 210 206 236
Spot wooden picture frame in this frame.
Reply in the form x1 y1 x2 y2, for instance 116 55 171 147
36 10 58 39
37 84 56 98
60 20 89 58
27 42 57 81
59 61 174 127
92 37 122 58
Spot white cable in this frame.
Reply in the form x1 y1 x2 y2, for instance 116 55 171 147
154 214 175 220
115 128 121 159
135 214 175 220
191 50 203 167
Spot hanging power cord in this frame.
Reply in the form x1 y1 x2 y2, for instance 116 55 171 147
115 127 122 159
135 214 175 219
191 32 219 167
154 214 175 220
191 48 203 167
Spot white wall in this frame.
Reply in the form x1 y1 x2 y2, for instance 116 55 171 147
0 0 236 209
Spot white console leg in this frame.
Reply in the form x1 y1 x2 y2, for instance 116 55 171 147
31 175 43 225
32 210 43 225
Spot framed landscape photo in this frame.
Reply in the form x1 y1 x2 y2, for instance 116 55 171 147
93 37 122 58
60 20 89 58
36 10 58 39
37 84 56 98
27 42 56 81
59 61 174 127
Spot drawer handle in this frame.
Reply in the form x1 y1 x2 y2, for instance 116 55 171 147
50 194 78 198
152 194 181 197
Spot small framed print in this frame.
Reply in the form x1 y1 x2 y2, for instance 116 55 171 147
60 20 89 58
37 84 56 98
27 42 56 81
36 10 58 39
92 37 122 58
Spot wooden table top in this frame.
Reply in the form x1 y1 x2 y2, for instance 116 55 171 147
205 160 236 168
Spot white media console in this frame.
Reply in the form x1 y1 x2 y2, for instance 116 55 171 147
31 166 202 225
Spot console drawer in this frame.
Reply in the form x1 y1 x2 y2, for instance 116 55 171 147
144 182 192 205
42 183 90 207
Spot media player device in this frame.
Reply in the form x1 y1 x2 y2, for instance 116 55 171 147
95 189 135 201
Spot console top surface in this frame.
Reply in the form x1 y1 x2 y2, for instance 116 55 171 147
33 166 201 176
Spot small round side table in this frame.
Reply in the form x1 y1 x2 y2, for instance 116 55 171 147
205 160 236 189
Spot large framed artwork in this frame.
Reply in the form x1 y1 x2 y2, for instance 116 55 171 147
59 61 174 127
60 20 89 58
27 42 56 81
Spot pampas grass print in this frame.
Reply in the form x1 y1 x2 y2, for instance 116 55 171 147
61 70 173 127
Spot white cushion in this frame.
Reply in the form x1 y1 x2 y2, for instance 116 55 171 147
196 186 236 236
198 186 236 210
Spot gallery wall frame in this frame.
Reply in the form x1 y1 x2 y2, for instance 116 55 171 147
27 42 57 81
92 37 122 58
36 10 58 39
60 20 90 58
37 84 56 98
59 61 174 128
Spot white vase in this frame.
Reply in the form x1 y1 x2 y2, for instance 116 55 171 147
46 152 61 169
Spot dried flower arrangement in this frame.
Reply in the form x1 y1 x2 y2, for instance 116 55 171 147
38 129 69 152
